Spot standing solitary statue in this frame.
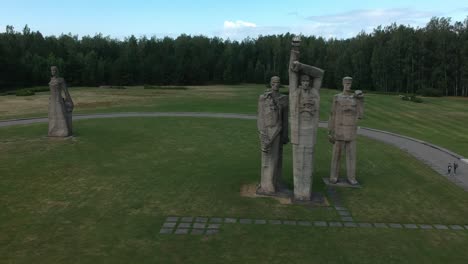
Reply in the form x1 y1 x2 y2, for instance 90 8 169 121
328 77 364 185
257 76 289 195
48 66 74 137
289 37 324 201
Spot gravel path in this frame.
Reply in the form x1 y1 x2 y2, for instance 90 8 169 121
1 112 467 191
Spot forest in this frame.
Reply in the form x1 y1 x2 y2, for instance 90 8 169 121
1 16 468 96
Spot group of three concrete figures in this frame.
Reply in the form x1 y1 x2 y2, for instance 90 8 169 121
257 37 364 202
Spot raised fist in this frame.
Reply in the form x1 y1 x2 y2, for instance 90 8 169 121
292 36 301 48
355 90 364 98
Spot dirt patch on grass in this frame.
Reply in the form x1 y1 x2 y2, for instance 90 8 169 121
240 183 292 205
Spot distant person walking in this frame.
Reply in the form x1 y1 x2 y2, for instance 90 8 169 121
454 162 458 175
447 163 452 175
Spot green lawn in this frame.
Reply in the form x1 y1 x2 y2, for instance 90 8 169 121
1 118 468 263
1 85 467 156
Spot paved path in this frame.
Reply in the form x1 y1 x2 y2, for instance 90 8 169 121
158 215 468 235
1 112 467 191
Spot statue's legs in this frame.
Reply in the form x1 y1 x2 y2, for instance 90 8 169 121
293 144 313 201
274 143 284 190
330 141 344 182
259 136 280 194
345 140 357 184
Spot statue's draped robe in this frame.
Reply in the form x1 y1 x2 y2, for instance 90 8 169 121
257 91 288 194
48 77 73 137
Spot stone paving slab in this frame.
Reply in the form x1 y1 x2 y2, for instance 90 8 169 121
195 217 208 223
374 223 388 228
329 222 343 227
240 219 252 224
341 217 354 222
269 220 282 225
358 223 372 228
166 216 179 222
334 206 347 211
283 220 297 225
254 219 266 224
163 222 177 228
434 224 449 230
419 224 433 229
175 228 190 235
449 225 464 230
344 222 358 227
207 224 221 229
314 221 327 227
178 223 191 228
389 223 403 229
338 211 350 216
298 221 312 226
403 224 418 229
224 218 237 223
210 217 223 223
160 228 173 234
181 217 193 223
193 223 206 229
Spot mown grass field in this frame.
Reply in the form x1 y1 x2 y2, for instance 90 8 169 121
1 84 467 156
1 118 468 263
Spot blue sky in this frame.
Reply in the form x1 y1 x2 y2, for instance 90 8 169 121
1 0 467 39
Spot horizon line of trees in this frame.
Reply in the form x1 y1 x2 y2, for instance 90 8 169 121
1 16 468 96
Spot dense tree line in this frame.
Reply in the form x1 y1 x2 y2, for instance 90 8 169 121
1 16 468 96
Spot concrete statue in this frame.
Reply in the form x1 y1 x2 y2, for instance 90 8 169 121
48 66 74 137
257 76 289 195
328 76 364 185
289 36 325 201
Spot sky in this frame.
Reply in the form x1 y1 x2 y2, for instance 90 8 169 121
0 0 467 40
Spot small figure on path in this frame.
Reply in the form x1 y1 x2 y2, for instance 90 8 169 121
454 162 458 175
328 77 364 185
257 76 289 195
447 163 452 175
48 66 74 137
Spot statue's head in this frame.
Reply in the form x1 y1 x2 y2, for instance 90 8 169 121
270 76 280 92
51 66 59 77
342 76 353 92
300 75 310 89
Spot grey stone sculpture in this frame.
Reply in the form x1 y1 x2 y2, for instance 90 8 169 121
289 37 325 201
48 66 74 137
257 76 289 195
328 77 364 185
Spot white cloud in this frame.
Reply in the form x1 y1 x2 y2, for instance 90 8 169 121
223 20 257 29
221 20 273 40
216 8 464 40
301 8 440 38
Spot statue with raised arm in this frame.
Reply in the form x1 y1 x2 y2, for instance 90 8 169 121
257 76 289 195
289 36 324 201
328 77 364 185
48 66 74 137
